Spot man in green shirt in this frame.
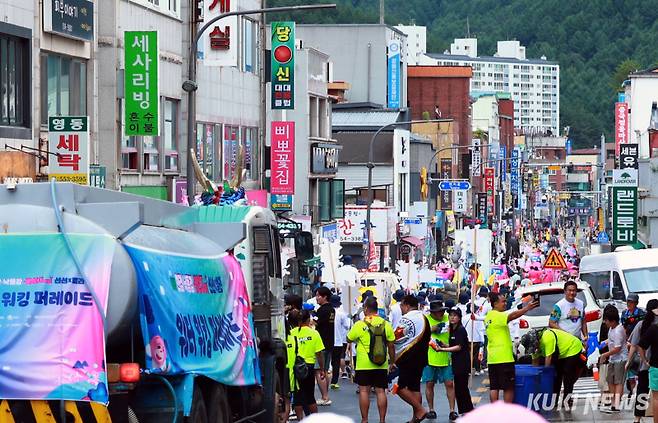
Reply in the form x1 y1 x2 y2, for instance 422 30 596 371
521 327 585 407
421 300 456 421
286 309 326 420
347 297 396 423
476 292 538 403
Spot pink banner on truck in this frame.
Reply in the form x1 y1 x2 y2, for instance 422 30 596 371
0 234 115 404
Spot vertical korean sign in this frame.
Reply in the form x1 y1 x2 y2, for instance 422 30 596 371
48 116 90 185
270 121 295 194
615 102 628 156
387 39 401 109
440 158 452 210
471 138 482 177
619 143 639 169
477 193 488 226
484 167 495 215
510 147 520 208
612 187 637 245
271 22 295 109
203 0 238 66
125 31 159 136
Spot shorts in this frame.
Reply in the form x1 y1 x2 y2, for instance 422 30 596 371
354 369 388 389
397 362 425 392
649 367 658 391
314 350 331 371
607 361 626 385
421 365 454 384
292 364 317 407
488 363 515 391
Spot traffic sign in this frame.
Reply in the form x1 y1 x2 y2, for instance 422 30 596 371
543 248 568 270
403 218 422 225
597 231 610 243
438 180 471 191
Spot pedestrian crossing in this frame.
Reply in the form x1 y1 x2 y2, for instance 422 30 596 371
571 377 601 398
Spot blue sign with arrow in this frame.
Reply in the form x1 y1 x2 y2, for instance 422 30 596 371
438 180 471 191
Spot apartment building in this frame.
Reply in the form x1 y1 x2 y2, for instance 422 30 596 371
426 38 560 135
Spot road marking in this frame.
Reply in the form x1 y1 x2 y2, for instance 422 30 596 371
472 396 482 405
476 387 487 393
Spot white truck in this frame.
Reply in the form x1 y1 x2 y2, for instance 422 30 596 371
0 182 289 423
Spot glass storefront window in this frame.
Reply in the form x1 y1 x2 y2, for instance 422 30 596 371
41 53 86 125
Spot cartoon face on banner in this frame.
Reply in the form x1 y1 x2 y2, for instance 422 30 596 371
123 245 261 386
0 234 115 403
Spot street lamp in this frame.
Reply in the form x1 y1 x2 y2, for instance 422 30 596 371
184 3 337 205
364 119 447 267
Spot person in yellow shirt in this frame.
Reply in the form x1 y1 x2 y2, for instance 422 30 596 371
286 309 326 420
347 297 395 423
474 292 538 403
521 327 585 408
422 300 456 421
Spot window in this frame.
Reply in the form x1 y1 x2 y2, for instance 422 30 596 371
580 271 610 300
163 99 178 171
196 122 221 180
318 179 345 221
138 0 179 16
223 125 239 180
624 267 658 294
121 97 179 173
41 53 86 125
309 96 319 138
0 33 29 128
242 18 257 74
241 126 258 180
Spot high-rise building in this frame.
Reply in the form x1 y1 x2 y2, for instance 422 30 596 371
425 38 560 135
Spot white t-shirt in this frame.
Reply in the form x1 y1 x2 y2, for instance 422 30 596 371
334 307 351 346
389 303 402 331
466 297 489 343
607 323 628 363
549 297 584 337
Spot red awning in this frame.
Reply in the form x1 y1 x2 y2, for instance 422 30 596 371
401 236 424 247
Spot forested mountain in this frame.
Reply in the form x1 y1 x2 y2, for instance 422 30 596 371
267 0 658 147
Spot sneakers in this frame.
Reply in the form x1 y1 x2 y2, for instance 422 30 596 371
474 371 481 376
317 399 332 406
449 411 459 421
330 383 340 390
600 406 620 414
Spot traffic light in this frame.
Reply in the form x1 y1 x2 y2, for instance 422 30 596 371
420 167 429 200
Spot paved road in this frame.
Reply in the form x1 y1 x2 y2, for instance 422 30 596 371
302 374 640 423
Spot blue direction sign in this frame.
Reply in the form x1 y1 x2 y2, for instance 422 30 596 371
438 180 471 191
597 231 610 244
403 218 422 225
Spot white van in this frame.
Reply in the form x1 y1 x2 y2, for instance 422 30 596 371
578 248 658 307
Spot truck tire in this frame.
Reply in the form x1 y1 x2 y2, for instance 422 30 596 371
186 386 209 423
205 384 231 423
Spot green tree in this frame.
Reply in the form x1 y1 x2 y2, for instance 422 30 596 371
611 59 641 91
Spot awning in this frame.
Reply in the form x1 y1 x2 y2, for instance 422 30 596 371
401 236 424 248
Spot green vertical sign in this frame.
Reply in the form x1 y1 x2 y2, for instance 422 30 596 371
271 22 295 109
124 31 159 136
612 186 637 245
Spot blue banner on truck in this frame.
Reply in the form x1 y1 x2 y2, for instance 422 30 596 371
123 245 261 386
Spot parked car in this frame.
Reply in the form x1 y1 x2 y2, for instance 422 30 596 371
510 281 603 338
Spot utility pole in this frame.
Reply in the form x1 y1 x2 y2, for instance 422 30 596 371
379 0 384 24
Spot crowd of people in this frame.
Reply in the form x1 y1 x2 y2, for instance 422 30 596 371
280 228 658 423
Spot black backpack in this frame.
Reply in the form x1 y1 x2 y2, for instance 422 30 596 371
292 335 309 380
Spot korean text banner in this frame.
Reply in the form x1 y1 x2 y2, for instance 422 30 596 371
0 234 115 403
48 116 90 185
270 121 295 195
271 22 295 109
125 30 159 136
123 245 261 386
